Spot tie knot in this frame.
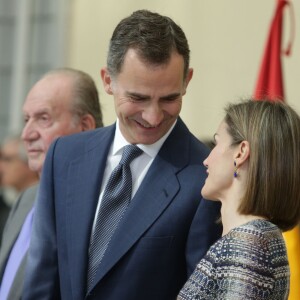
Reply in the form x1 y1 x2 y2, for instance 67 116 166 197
120 145 143 166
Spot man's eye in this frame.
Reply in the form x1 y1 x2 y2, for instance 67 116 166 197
38 115 52 126
130 96 146 102
40 117 48 123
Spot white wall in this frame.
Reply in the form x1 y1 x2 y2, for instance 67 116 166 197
67 0 300 140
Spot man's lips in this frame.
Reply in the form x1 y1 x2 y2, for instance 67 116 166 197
27 149 43 156
134 119 161 129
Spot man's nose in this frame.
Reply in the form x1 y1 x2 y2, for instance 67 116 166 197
21 121 39 141
142 104 164 127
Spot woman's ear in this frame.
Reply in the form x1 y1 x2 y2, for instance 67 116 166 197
234 141 250 167
101 67 113 95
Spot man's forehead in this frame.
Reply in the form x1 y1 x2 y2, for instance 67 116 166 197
22 101 54 117
24 75 70 105
23 90 68 116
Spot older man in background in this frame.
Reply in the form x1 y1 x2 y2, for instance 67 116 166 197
0 68 103 300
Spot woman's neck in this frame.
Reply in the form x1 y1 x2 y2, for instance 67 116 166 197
220 195 264 236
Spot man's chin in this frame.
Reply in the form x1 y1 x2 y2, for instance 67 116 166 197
132 132 164 145
28 161 43 174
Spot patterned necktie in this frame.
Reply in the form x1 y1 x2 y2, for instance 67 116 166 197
87 144 143 292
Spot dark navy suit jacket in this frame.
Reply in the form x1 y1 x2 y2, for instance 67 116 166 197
23 119 221 300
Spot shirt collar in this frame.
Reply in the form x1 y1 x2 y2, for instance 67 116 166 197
112 119 177 158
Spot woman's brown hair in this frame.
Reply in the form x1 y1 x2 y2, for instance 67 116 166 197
225 99 300 231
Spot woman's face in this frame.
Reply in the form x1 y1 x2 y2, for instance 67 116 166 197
201 120 237 201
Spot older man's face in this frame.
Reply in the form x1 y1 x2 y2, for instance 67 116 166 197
21 75 82 175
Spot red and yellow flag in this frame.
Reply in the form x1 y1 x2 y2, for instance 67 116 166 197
253 1 299 299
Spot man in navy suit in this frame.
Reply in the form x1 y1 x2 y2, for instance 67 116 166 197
23 10 221 300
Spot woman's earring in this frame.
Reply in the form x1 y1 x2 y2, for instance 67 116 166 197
234 161 238 178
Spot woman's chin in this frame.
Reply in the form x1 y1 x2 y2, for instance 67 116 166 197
201 188 218 201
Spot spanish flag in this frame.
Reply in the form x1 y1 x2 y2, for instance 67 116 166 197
253 1 299 299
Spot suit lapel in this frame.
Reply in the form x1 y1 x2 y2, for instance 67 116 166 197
91 118 191 288
66 125 115 299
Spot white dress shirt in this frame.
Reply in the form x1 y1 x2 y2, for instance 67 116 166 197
91 119 177 231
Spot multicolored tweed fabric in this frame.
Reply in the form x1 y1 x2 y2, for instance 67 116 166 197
178 219 289 300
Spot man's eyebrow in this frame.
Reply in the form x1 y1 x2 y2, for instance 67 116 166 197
160 93 181 100
125 91 181 100
34 108 51 116
23 109 51 119
126 91 149 99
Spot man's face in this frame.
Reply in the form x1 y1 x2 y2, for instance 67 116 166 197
102 49 193 145
21 75 83 174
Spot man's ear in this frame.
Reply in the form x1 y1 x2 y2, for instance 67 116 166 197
182 68 193 96
234 140 250 167
80 114 96 131
101 68 113 95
